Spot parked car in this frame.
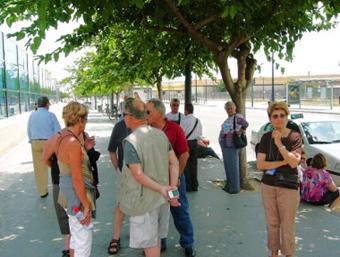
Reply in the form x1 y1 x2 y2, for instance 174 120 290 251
250 114 340 184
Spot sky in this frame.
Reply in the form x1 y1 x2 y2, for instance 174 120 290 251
1 18 339 81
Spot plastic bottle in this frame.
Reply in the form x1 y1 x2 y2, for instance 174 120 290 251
73 207 94 231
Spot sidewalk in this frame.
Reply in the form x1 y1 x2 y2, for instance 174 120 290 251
0 110 340 257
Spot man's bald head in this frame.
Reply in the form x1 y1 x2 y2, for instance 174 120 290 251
125 98 146 120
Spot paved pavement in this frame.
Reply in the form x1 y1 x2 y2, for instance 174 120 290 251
1 108 340 257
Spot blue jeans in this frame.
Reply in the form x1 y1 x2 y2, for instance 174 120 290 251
220 145 240 193
167 174 194 248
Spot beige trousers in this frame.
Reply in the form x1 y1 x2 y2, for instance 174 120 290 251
31 140 48 196
261 183 300 256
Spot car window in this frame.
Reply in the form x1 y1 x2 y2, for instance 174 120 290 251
263 123 273 132
301 121 340 144
262 121 300 133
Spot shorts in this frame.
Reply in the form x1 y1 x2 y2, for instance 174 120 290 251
129 203 170 249
69 215 92 257
115 169 123 205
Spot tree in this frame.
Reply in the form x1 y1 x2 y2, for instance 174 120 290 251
1 0 339 189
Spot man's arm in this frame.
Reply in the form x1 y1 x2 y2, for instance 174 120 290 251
51 113 61 133
109 152 119 170
27 114 32 143
128 163 171 200
178 151 189 176
43 134 58 167
168 150 179 187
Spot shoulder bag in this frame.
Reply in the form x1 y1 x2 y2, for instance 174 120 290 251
232 116 247 148
268 135 299 190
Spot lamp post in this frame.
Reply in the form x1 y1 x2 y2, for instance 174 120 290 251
262 77 265 100
271 51 275 102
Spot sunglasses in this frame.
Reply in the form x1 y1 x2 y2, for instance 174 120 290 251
171 104 179 107
271 113 286 119
123 112 133 117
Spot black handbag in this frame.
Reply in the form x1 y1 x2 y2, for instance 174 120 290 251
233 116 247 148
268 135 299 190
273 172 299 190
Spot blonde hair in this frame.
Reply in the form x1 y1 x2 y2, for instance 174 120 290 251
267 101 290 117
62 101 88 127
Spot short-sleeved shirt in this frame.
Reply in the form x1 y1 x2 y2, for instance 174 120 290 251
27 108 61 142
166 112 184 125
258 130 302 186
107 120 131 171
181 114 202 140
162 119 189 157
301 168 333 203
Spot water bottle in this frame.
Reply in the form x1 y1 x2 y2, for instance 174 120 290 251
73 207 94 231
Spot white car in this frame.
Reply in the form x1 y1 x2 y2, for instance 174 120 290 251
250 114 340 184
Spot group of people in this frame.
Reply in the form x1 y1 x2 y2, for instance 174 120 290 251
27 96 203 257
27 96 339 257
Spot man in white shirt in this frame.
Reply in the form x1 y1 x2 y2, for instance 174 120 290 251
165 98 184 125
181 103 202 192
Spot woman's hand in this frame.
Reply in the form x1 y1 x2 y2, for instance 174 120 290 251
272 129 283 147
84 136 95 150
80 207 92 226
169 198 181 207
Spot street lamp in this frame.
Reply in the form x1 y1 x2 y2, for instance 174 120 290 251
271 51 275 102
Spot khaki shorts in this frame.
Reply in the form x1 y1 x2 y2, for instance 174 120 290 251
115 169 123 205
129 203 170 248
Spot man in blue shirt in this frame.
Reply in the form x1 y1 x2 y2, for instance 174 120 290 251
27 96 61 198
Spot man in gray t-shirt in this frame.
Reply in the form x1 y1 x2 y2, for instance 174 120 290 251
121 98 180 256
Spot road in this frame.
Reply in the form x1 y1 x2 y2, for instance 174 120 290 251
182 101 340 162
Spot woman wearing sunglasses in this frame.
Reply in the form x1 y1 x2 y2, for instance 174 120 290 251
256 101 302 257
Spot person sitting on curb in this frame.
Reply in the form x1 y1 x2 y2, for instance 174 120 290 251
197 137 220 159
301 153 340 209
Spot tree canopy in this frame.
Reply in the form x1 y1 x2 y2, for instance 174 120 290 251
64 23 216 98
1 0 339 107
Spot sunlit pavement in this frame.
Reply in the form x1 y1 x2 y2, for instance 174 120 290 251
0 105 340 257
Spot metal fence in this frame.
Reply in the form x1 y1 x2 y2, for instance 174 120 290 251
161 81 340 109
0 31 57 119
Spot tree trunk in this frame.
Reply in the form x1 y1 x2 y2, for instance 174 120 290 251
156 77 163 100
184 45 192 107
215 47 256 191
184 60 192 106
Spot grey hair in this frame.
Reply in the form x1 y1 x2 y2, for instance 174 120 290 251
125 98 146 120
170 98 180 104
224 101 236 109
147 98 166 116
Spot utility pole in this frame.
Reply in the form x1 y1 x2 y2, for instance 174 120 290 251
271 51 275 102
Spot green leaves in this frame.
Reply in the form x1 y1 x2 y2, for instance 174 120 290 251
222 4 238 19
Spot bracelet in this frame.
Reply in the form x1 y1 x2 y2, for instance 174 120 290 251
279 145 286 150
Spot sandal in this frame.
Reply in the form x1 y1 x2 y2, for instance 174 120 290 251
108 238 120 255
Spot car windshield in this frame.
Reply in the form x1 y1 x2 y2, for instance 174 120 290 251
301 121 340 144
